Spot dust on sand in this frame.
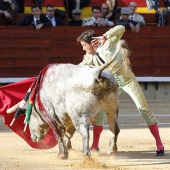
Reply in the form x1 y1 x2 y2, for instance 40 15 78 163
0 127 170 170
0 99 170 170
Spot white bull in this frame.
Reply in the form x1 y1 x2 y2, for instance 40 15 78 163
29 64 119 157
27 41 123 159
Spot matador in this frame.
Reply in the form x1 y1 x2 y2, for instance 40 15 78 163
77 25 164 156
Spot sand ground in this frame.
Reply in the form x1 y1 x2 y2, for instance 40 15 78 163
0 99 170 170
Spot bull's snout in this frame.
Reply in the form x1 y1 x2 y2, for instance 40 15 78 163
29 117 49 142
30 126 48 142
31 132 45 142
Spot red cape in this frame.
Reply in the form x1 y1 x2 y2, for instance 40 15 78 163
0 77 57 149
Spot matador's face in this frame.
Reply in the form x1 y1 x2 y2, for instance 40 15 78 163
80 41 96 55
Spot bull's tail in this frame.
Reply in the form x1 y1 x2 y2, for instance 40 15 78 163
97 40 125 77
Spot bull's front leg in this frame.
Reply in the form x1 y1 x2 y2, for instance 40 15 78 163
53 126 69 159
57 137 69 159
75 113 91 156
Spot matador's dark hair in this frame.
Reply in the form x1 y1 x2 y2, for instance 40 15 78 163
77 30 98 44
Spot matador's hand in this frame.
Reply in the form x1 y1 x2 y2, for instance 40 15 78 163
91 35 107 47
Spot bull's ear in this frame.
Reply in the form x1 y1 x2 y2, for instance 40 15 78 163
6 101 21 114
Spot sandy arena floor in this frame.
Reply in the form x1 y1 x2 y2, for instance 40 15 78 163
0 99 170 170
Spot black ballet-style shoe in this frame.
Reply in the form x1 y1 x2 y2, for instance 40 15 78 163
156 147 164 156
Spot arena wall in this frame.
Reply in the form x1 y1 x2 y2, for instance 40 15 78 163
0 26 170 99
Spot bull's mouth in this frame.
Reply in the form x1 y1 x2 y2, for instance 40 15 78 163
31 128 49 142
30 125 50 142
31 134 45 142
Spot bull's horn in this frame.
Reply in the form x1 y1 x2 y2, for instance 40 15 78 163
6 101 21 114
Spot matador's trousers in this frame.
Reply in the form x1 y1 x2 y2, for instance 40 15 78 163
96 64 158 126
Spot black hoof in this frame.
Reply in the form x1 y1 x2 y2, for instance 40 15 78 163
156 148 164 156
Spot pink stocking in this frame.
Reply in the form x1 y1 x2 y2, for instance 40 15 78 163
90 125 103 150
148 124 164 151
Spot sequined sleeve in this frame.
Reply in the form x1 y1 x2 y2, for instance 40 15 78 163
103 25 125 43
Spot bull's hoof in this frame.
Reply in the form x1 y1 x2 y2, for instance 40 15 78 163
61 155 69 160
57 151 69 160
107 149 117 155
107 145 117 155
67 146 72 150
57 154 69 160
83 152 91 157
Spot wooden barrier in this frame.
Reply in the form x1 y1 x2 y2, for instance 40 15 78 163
0 26 170 78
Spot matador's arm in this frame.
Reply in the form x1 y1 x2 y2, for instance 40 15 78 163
103 25 125 43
